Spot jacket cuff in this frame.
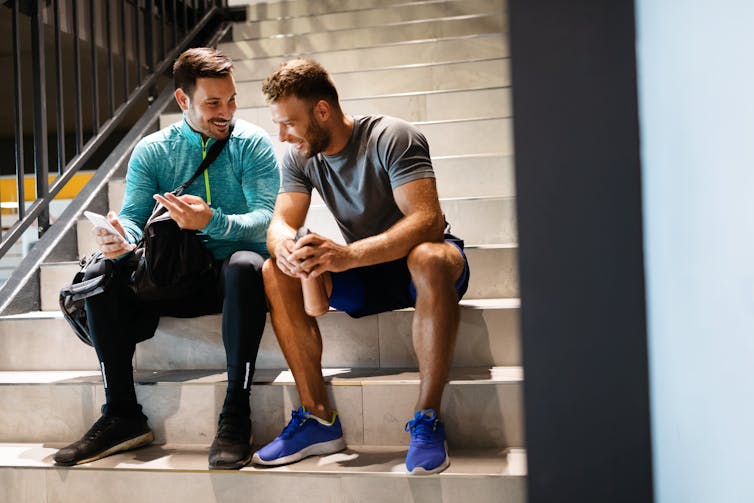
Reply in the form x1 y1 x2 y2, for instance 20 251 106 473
201 207 229 238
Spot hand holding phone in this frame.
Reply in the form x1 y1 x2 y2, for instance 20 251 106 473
84 211 122 237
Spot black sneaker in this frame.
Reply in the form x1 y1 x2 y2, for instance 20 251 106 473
53 413 154 466
208 412 253 470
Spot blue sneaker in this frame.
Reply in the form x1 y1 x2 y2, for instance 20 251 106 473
405 409 450 475
252 407 346 466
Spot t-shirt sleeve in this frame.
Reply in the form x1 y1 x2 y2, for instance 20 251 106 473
377 119 435 189
279 146 313 194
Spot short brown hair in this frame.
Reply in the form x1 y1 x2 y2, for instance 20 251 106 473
173 47 234 98
262 59 340 108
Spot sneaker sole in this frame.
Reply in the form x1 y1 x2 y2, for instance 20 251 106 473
408 456 450 475
208 451 253 470
208 434 254 470
56 431 155 467
251 436 346 466
407 441 450 476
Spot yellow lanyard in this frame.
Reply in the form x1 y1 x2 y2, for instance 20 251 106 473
201 137 212 205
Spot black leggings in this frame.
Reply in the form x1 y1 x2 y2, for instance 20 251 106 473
84 250 266 417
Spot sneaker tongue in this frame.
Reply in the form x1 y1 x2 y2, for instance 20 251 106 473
420 409 438 420
280 408 309 438
405 410 440 436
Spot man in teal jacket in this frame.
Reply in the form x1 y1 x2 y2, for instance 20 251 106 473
53 48 279 470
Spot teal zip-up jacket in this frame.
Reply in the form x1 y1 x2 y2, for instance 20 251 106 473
119 118 279 259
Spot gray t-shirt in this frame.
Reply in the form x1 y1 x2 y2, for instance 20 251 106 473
281 115 435 244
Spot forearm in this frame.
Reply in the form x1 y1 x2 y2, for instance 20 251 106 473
347 209 445 268
203 207 272 243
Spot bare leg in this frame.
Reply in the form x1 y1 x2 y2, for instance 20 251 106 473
407 243 465 412
262 259 332 421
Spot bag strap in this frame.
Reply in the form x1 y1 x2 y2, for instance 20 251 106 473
173 123 234 196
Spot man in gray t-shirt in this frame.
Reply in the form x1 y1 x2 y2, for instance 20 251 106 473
252 60 470 475
282 114 435 243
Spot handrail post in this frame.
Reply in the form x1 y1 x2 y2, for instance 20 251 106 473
89 0 100 134
145 0 157 103
53 0 66 176
31 0 50 236
12 0 26 226
72 0 84 154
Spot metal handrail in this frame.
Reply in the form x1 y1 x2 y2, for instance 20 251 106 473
0 0 228 259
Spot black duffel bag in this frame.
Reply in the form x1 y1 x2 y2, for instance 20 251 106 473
129 201 216 301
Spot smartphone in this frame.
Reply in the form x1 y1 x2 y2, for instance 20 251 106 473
84 211 121 236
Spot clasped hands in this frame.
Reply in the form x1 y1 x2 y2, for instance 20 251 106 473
276 232 353 279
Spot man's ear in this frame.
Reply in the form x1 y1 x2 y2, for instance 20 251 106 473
175 88 190 111
313 99 331 123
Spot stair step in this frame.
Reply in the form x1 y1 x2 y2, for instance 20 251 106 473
235 59 509 108
0 367 524 449
337 87 512 124
241 0 506 23
0 443 525 503
229 13 505 54
434 154 515 199
237 0 503 39
227 33 508 81
412 117 513 157
1 298 520 371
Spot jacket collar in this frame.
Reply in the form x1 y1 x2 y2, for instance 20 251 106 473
180 116 216 148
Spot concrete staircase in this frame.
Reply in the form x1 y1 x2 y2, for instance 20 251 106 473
0 0 524 501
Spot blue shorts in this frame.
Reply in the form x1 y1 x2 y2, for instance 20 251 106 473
328 235 470 319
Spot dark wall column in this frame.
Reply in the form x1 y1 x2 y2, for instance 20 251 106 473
508 1 653 502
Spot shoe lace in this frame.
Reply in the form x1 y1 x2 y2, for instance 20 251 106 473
84 415 118 441
280 407 310 440
404 410 439 441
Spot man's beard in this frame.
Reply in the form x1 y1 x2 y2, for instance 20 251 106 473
302 112 331 158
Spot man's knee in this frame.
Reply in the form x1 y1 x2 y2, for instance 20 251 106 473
263 258 291 292
262 257 282 283
224 251 264 287
407 243 463 284
262 258 306 304
226 250 264 275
